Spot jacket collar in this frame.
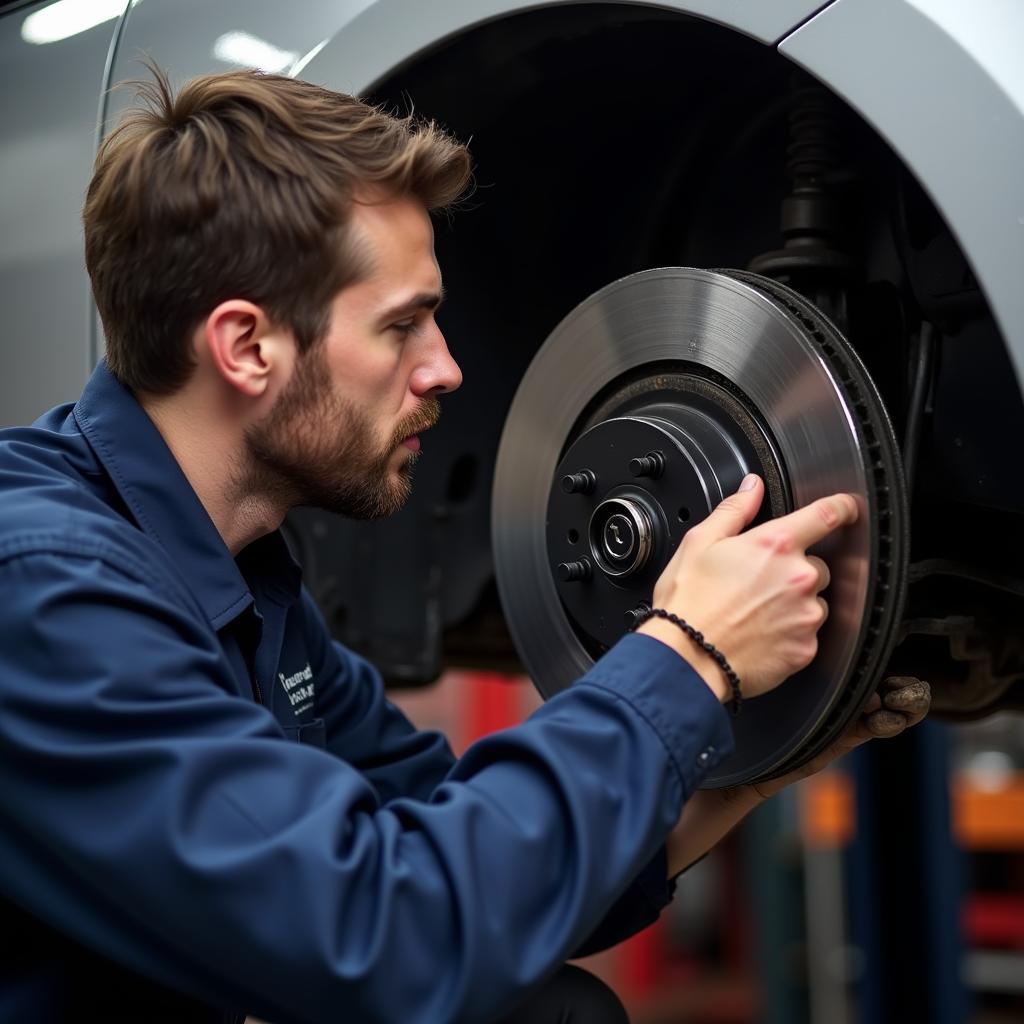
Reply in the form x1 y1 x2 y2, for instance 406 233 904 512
73 361 300 629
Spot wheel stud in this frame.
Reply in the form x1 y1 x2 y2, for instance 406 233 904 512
556 558 592 582
623 602 651 628
628 451 665 479
561 469 597 494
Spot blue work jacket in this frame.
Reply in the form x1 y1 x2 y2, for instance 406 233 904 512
0 363 733 1023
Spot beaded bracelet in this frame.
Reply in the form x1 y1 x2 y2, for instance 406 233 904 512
630 607 743 716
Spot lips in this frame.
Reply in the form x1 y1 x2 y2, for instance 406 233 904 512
393 398 441 454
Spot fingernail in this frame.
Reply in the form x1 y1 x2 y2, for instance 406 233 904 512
739 474 757 492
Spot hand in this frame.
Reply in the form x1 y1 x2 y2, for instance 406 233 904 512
638 474 858 702
665 677 932 877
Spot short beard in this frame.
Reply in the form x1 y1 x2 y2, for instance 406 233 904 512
242 347 440 520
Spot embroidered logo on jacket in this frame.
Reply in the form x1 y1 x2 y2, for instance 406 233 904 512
279 663 315 715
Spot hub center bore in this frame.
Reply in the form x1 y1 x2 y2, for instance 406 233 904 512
591 498 652 577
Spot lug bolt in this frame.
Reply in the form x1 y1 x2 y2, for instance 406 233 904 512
629 451 665 479
623 602 651 628
561 469 597 495
556 558 592 582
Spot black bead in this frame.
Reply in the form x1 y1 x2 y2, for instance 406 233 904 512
628 606 742 716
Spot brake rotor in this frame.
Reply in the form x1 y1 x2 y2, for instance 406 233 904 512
492 267 907 787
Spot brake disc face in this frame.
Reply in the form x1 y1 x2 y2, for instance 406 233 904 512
492 268 907 786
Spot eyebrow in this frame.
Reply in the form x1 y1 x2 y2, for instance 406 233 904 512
379 287 446 324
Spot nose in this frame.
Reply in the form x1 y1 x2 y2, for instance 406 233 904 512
411 326 463 396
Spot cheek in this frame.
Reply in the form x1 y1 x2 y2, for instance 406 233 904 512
376 358 415 415
335 346 405 404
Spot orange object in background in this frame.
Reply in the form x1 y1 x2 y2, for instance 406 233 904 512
799 770 856 849
797 769 1024 852
951 776 1024 851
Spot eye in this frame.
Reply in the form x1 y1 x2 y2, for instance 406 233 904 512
392 319 417 336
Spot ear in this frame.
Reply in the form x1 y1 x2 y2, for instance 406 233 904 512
202 300 291 398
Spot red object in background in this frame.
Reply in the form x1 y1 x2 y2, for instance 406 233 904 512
464 672 525 745
964 895 1024 948
617 916 668 1000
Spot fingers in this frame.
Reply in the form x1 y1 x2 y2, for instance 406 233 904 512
811 555 830 624
880 676 931 726
863 709 909 738
688 474 764 545
862 677 932 738
808 556 831 593
767 493 859 552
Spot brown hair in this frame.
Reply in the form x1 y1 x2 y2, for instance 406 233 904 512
84 64 472 395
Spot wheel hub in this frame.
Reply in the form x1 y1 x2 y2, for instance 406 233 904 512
546 375 789 651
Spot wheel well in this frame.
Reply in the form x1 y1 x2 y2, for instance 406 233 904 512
294 4 1024 714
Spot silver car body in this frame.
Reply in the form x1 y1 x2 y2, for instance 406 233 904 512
2 0 1021 426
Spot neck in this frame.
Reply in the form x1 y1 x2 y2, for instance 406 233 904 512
141 389 285 557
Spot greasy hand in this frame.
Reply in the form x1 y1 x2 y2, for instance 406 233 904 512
639 474 858 701
750 676 932 800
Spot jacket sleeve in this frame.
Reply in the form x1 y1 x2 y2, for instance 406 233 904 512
305 590 680 956
0 546 733 1024
304 589 679 956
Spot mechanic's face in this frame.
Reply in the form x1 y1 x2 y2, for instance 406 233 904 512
245 193 461 518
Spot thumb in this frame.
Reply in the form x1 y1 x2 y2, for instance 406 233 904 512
691 474 764 545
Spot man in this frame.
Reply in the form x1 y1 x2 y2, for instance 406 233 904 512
0 67 927 1023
